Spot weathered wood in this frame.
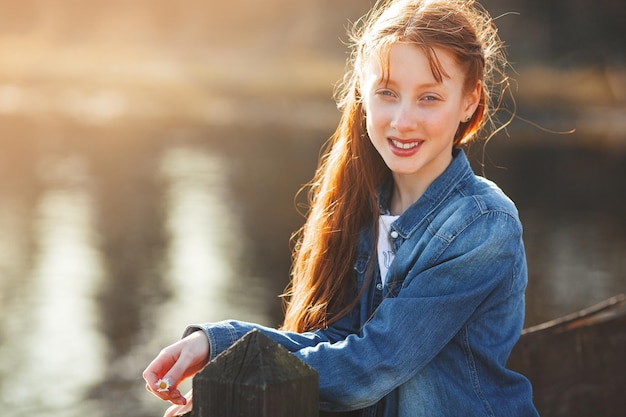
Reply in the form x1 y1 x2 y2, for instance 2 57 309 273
508 294 626 417
190 329 319 417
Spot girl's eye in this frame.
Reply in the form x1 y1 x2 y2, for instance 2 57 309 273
422 95 439 102
376 89 395 98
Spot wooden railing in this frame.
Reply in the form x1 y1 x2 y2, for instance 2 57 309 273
507 293 626 417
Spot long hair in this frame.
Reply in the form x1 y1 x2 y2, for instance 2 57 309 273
281 0 510 333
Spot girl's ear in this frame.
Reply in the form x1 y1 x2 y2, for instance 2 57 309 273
463 81 482 120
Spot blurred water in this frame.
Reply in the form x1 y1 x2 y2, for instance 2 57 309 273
0 157 106 416
0 119 624 417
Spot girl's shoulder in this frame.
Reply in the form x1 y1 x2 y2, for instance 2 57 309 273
427 177 522 245
456 174 519 218
428 174 521 237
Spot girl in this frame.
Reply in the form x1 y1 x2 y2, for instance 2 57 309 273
143 0 539 415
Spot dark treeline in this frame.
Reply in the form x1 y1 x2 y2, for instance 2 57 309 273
481 0 625 65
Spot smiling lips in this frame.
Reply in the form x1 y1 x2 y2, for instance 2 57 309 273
389 138 423 152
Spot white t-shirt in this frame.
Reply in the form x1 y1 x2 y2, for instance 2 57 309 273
377 214 399 287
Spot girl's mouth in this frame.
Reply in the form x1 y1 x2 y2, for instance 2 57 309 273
389 139 422 149
389 138 424 156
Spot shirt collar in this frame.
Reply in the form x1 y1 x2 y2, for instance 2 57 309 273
376 148 474 238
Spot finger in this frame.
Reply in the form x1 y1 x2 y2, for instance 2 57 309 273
145 376 187 405
148 334 209 393
143 347 180 388
143 346 188 399
144 331 209 384
164 390 193 417
148 354 194 401
144 331 209 403
164 387 187 406
144 380 186 405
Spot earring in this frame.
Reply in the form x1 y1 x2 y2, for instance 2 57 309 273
464 116 471 122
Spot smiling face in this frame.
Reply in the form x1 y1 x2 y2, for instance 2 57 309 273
361 42 481 207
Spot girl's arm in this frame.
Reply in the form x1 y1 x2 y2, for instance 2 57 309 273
145 208 524 412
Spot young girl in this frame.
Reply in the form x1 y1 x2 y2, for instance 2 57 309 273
144 0 539 415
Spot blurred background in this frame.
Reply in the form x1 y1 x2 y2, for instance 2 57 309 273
0 1 624 416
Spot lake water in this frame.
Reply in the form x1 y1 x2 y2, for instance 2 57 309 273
0 113 624 417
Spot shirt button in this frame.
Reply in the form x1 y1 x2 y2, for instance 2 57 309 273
390 230 399 239
376 283 383 291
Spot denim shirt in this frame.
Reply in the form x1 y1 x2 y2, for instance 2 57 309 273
185 149 539 417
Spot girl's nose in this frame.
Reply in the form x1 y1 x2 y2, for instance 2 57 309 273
390 104 418 132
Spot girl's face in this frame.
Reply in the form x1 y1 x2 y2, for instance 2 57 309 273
362 43 480 194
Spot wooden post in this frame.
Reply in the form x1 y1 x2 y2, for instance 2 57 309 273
189 329 319 417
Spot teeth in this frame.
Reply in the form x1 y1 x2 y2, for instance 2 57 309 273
391 139 420 149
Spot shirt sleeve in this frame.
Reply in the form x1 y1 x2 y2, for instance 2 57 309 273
182 293 361 360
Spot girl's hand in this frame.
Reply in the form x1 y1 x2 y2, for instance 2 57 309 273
164 390 193 417
143 331 210 405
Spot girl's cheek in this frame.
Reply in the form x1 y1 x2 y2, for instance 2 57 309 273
369 102 394 125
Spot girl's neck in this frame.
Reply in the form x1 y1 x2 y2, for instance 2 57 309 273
388 150 455 215
389 176 428 215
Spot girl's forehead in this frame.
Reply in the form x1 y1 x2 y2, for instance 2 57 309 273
362 42 457 84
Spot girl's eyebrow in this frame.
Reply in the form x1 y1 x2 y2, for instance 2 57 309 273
377 78 443 90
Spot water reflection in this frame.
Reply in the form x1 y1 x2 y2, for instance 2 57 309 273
523 210 626 326
157 142 272 333
0 153 105 416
